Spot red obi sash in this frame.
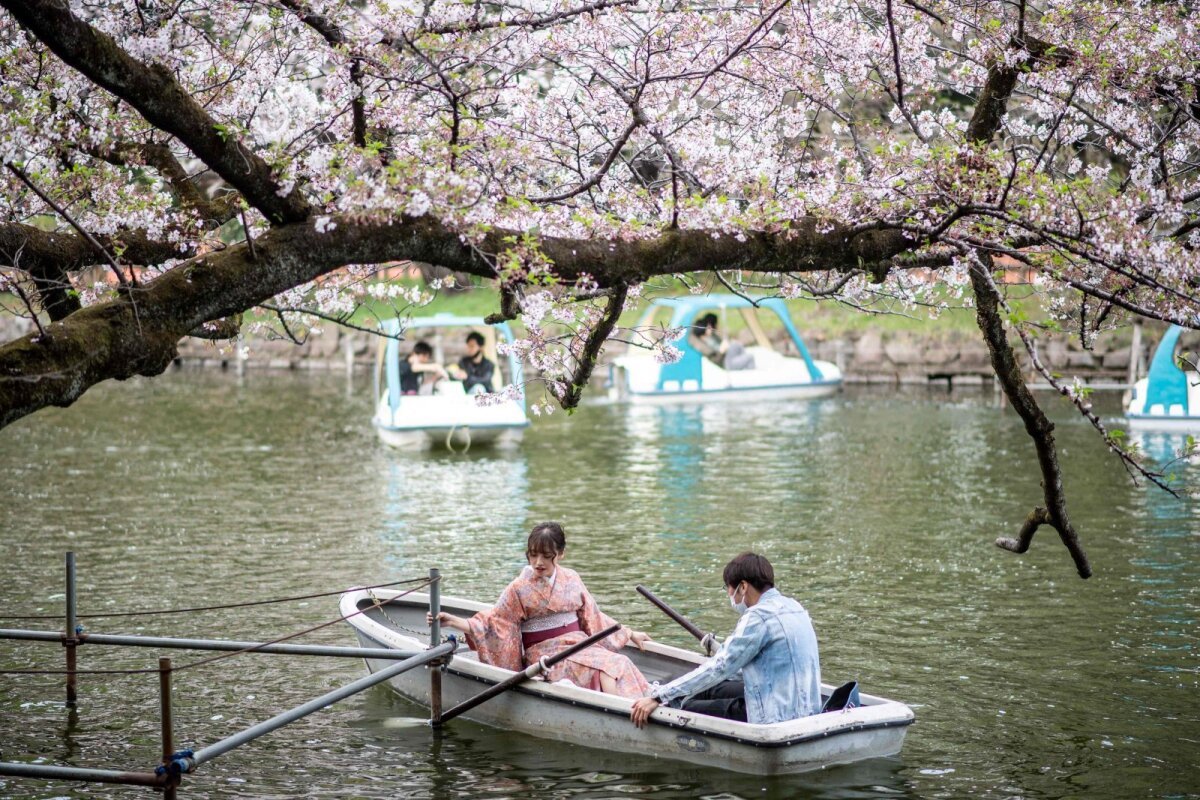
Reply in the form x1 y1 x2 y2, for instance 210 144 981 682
521 620 582 648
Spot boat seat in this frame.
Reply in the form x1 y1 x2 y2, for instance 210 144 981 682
821 680 860 713
1150 403 1165 416
1169 403 1185 416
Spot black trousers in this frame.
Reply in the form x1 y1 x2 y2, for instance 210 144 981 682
680 679 747 722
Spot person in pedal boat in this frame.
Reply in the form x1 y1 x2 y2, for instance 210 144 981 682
429 522 653 697
630 552 821 727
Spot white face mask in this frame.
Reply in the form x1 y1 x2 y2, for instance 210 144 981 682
729 584 748 615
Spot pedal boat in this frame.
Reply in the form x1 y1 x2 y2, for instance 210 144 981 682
1125 325 1200 432
340 588 914 775
609 295 842 404
372 315 528 449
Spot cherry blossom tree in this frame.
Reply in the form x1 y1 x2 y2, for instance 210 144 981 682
1 0 1197 575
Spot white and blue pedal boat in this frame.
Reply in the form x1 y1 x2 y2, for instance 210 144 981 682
1125 325 1200 432
609 295 842 404
372 315 528 449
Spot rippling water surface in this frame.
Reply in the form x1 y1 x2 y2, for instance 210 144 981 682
1 371 1197 799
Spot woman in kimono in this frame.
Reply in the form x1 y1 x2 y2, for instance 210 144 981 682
429 522 652 698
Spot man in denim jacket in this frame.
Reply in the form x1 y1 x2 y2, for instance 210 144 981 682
630 553 821 726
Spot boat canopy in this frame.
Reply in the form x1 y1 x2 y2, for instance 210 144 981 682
1142 325 1189 413
379 314 525 414
643 295 824 388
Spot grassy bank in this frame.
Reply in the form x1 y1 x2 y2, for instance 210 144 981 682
341 277 1045 340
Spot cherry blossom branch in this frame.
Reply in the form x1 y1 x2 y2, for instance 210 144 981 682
969 257 1091 578
257 303 406 340
884 0 906 117
0 0 311 224
557 282 627 409
276 0 367 147
1001 295 1179 497
422 0 638 35
687 0 790 100
6 162 130 289
528 114 643 203
0 265 47 338
88 141 239 226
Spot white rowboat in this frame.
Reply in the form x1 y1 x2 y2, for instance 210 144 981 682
340 589 914 775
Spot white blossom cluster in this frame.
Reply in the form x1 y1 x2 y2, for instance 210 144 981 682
0 0 1198 400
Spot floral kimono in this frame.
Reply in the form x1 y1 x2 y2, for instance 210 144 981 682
465 565 650 698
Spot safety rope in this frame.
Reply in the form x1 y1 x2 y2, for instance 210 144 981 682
366 583 453 643
0 579 436 676
0 577 428 621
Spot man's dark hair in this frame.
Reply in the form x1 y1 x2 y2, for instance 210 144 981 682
693 312 719 337
412 340 433 357
723 552 774 591
465 331 485 347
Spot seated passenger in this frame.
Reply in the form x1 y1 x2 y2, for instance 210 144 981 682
688 313 755 371
398 340 448 395
429 522 653 697
447 331 496 395
630 552 821 726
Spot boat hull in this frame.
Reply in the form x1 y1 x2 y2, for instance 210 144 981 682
621 380 842 405
374 422 525 450
341 590 912 775
1124 414 1200 433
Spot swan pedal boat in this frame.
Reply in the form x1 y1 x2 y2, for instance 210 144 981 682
609 295 843 405
340 589 914 775
1125 325 1200 432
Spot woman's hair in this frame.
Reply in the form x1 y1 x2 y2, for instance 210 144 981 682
723 552 775 591
526 521 567 558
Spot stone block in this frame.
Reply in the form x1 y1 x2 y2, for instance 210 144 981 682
1103 347 1131 370
883 338 923 365
307 328 340 358
854 330 884 366
1065 350 1096 368
1042 338 1069 367
955 341 992 372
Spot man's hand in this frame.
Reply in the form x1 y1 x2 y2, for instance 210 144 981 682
630 696 660 728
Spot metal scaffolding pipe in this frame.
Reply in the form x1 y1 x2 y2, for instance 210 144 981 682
64 552 78 708
429 567 442 724
159 657 178 800
180 639 456 772
0 629 422 661
0 762 164 787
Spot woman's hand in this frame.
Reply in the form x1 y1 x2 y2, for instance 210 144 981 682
629 630 653 650
426 611 468 633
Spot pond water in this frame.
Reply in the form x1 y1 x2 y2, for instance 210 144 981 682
0 370 1196 799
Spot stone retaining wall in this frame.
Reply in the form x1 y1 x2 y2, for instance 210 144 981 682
167 323 1150 386
0 312 1147 385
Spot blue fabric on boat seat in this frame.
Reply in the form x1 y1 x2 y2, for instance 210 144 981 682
821 680 860 712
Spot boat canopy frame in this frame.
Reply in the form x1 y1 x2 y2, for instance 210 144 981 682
1141 325 1191 413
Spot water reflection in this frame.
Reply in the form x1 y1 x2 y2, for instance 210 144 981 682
356 688 918 800
2 375 1198 800
377 452 532 581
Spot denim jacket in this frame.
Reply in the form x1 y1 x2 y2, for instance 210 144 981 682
652 588 821 724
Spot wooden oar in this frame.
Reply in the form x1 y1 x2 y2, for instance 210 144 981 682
433 623 620 726
636 585 719 656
